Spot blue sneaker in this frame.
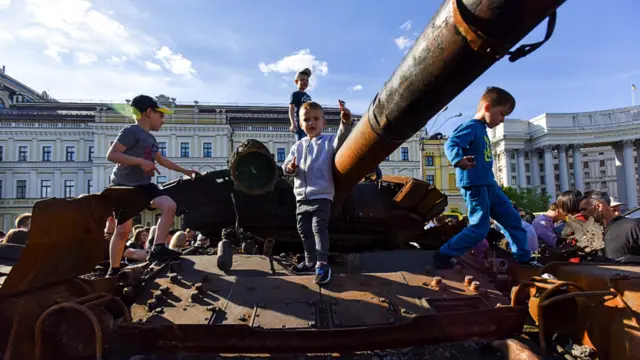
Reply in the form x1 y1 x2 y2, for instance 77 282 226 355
314 263 331 285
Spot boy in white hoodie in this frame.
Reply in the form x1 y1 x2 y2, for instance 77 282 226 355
283 100 352 285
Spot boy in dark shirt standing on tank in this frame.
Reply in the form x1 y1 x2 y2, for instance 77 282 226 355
289 68 313 141
433 87 542 268
105 95 198 277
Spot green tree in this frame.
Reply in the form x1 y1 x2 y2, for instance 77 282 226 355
501 186 550 213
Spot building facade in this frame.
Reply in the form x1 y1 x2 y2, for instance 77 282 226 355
421 133 465 215
0 75 422 231
489 105 640 209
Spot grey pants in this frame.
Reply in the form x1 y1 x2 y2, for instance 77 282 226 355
296 199 332 264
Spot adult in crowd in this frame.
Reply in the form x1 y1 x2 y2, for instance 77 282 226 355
579 190 640 259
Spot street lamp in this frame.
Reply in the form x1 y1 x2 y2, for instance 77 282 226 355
424 106 448 137
431 113 463 135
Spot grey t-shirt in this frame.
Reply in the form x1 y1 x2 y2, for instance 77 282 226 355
109 124 158 186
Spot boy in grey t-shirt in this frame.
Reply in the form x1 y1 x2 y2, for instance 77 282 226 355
105 95 198 277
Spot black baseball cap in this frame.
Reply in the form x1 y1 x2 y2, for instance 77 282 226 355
130 95 173 119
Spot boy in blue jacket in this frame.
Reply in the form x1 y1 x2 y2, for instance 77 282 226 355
283 100 353 285
433 87 542 268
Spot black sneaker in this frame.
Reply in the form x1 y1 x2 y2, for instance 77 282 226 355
106 267 121 278
314 263 331 285
432 251 459 269
520 258 544 267
148 245 182 262
291 261 315 274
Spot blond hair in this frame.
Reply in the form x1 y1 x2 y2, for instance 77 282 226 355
169 231 188 250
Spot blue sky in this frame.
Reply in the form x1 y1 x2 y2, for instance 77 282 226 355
0 0 638 135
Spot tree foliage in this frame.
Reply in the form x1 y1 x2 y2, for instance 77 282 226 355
501 186 550 213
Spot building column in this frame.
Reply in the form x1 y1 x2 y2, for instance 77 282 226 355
5 170 13 198
78 139 85 161
98 167 106 192
170 134 177 158
31 139 38 161
572 144 584 192
543 145 556 202
531 149 541 188
193 134 200 157
77 170 84 195
517 149 526 188
614 143 627 205
557 145 569 192
503 149 512 187
55 138 62 161
29 169 37 198
53 170 62 197
622 140 638 208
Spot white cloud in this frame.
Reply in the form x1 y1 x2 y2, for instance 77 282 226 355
258 49 328 89
144 61 162 71
44 45 69 62
0 30 12 41
351 85 363 92
399 20 412 31
0 0 10 10
153 46 196 78
108 55 127 64
75 52 97 64
394 36 413 50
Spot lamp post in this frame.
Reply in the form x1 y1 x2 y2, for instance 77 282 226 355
425 106 448 137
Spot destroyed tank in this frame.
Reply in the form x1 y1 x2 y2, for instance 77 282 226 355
2 1 640 359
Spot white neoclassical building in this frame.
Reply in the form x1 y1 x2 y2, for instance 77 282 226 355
0 71 422 231
489 105 640 208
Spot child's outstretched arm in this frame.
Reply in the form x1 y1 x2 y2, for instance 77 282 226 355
333 100 353 151
155 152 199 179
444 122 477 169
283 145 298 175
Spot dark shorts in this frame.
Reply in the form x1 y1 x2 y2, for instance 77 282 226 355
109 183 169 223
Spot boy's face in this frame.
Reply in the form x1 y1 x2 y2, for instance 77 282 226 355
145 108 165 131
484 103 512 128
295 75 309 91
299 108 325 137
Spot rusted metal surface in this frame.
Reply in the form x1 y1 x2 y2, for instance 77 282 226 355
333 0 566 196
513 263 640 360
492 339 545 360
113 306 527 355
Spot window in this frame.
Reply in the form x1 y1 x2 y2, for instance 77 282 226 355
65 146 75 161
510 164 516 172
0 146 3 161
277 148 286 162
583 161 588 169
16 180 27 199
554 164 559 171
525 164 530 172
203 142 212 157
0 180 3 198
180 142 190 157
510 152 515 160
18 146 28 161
42 146 52 161
599 160 605 167
133 214 142 226
555 174 560 181
585 183 591 190
40 180 51 198
426 175 435 184
539 152 543 160
540 176 544 184
526 176 531 185
600 170 606 177
584 172 590 179
158 142 167 157
157 176 168 186
600 181 607 189
511 176 517 186
88 146 94 161
424 156 434 166
525 152 529 160
64 180 75 198
539 164 544 172
401 147 409 161
87 179 93 194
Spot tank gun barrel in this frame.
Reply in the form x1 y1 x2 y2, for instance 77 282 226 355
333 0 566 196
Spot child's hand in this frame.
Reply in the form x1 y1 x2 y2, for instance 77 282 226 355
455 156 476 170
290 123 298 133
285 156 297 173
140 159 160 175
184 169 200 179
338 100 352 125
